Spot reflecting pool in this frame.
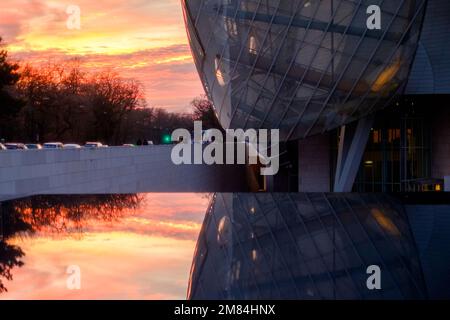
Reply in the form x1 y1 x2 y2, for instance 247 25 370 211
0 193 210 299
1 193 449 300
188 193 428 300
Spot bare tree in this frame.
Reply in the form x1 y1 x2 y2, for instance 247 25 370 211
87 72 144 144
191 95 222 130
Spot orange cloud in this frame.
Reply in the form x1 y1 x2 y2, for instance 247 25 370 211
0 193 211 299
0 0 204 112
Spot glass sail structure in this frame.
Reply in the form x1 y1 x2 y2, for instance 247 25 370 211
187 193 427 300
182 0 428 140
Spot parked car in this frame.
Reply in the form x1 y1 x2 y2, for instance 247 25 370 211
0 143 6 150
43 142 64 149
25 143 43 150
63 143 81 149
122 144 135 147
4 143 28 150
84 142 104 148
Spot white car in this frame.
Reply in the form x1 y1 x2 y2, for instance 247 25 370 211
43 142 64 149
4 143 28 150
25 143 43 150
63 144 82 149
84 142 104 148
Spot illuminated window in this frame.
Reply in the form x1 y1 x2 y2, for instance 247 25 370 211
251 249 258 261
217 216 231 245
225 19 237 36
215 55 228 86
353 101 431 192
249 36 257 53
372 130 381 143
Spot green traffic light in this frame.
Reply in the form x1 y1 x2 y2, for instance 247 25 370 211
162 134 172 144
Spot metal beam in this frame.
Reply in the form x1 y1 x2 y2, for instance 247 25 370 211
227 48 371 95
218 10 404 43
334 115 374 192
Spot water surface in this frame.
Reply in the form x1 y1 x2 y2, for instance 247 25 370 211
0 193 210 299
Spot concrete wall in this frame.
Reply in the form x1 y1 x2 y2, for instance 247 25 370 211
0 146 247 201
431 106 450 180
298 134 331 192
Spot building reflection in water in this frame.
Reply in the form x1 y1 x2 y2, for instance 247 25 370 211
2 193 447 299
188 193 428 300
0 194 142 293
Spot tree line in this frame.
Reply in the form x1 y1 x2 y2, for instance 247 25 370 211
0 194 142 293
0 37 220 145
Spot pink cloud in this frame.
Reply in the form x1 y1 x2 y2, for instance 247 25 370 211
0 193 211 299
0 0 204 112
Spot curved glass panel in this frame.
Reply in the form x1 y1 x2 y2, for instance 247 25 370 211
182 0 428 140
188 193 427 300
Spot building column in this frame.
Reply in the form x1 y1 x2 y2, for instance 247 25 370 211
333 116 374 192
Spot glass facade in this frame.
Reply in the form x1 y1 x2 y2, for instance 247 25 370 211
182 0 428 140
350 98 434 192
188 193 427 300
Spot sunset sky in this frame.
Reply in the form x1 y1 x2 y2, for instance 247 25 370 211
1 193 210 300
0 0 203 112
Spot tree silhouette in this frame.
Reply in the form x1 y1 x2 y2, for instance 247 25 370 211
0 194 142 293
0 241 24 293
191 95 223 130
0 37 25 140
0 201 29 293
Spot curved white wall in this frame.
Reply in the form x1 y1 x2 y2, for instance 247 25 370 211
0 146 246 201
